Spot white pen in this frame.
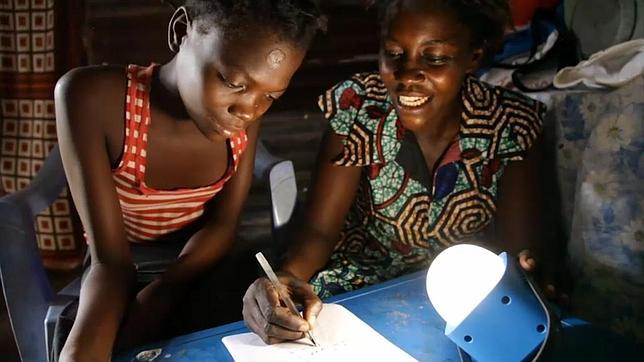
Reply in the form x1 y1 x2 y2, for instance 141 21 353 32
255 252 319 347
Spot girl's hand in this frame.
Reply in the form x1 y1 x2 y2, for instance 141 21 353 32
242 274 322 344
518 249 570 307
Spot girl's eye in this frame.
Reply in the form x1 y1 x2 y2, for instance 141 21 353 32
219 73 245 90
266 94 278 102
227 81 245 90
384 49 403 59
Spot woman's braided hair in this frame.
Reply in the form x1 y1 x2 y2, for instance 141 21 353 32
375 0 511 64
184 0 326 49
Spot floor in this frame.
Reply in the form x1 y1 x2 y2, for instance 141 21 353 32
0 108 327 360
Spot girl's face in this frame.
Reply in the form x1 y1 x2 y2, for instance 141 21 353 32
176 20 306 141
379 0 483 132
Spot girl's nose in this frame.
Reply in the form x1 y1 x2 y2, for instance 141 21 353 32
229 105 254 125
228 98 258 125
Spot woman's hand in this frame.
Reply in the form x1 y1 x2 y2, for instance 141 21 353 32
242 274 322 344
518 249 570 306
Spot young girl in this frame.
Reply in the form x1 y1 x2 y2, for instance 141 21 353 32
243 0 555 344
54 1 323 360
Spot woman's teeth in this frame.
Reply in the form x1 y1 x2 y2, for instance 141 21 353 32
398 95 430 107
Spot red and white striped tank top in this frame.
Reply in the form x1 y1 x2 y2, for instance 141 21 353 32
112 64 248 242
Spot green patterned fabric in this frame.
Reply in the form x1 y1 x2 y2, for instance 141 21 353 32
312 72 545 298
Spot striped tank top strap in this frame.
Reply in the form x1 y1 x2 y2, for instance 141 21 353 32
230 131 249 171
119 64 155 185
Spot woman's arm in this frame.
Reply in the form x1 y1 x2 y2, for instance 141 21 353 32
56 67 136 361
494 139 563 298
493 141 545 257
281 128 363 280
243 127 363 344
115 121 261 350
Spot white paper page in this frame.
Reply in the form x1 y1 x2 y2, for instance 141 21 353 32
222 304 417 361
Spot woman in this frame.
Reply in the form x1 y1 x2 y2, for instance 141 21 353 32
243 0 557 344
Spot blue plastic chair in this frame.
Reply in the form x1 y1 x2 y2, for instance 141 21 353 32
0 141 298 361
0 145 73 362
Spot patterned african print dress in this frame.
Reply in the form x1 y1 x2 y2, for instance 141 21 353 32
311 72 545 298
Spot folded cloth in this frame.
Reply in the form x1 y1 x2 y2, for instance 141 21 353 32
554 39 644 89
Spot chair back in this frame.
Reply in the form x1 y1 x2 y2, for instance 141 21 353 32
0 145 66 362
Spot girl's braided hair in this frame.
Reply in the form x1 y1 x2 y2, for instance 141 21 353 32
374 0 511 64
183 0 326 49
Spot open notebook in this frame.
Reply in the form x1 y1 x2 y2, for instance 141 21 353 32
222 304 417 361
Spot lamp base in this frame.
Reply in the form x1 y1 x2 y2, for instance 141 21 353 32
446 253 553 362
456 323 561 362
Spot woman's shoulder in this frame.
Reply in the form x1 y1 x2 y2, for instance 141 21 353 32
464 75 546 117
319 71 389 115
460 75 545 160
319 72 400 166
347 71 389 100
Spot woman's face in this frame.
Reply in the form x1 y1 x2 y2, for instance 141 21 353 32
379 0 482 132
176 20 306 141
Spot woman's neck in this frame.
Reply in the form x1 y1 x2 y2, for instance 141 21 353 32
413 100 462 145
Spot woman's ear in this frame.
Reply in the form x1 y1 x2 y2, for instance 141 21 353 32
167 6 191 53
467 46 486 73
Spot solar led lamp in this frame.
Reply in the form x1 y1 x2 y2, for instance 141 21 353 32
426 244 551 362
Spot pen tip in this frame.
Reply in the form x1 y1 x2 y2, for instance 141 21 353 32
308 333 319 347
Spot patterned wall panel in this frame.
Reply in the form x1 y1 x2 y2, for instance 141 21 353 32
0 0 84 270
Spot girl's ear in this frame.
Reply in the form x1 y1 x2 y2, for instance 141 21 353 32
467 46 485 73
167 6 191 53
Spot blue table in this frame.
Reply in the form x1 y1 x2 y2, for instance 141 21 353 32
116 271 460 361
116 271 642 362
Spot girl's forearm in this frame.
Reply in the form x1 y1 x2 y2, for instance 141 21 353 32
60 263 135 361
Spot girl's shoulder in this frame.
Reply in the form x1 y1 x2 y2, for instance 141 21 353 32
55 65 127 126
55 65 129 124
56 64 127 99
55 65 130 161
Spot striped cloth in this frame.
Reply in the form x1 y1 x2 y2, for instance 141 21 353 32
112 64 247 242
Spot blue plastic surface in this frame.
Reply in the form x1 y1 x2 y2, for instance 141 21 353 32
114 270 461 362
115 270 643 362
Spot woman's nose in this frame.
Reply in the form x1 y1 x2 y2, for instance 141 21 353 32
396 58 426 84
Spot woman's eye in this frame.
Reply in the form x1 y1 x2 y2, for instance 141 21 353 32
424 55 450 65
266 94 278 102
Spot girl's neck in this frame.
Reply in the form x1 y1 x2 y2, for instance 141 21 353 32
153 57 190 120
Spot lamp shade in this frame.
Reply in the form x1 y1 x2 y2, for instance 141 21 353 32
426 244 549 362
426 244 506 330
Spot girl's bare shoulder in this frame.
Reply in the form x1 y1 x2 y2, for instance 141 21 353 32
55 64 126 104
55 65 127 127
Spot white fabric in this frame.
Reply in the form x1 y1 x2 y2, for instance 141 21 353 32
554 39 644 89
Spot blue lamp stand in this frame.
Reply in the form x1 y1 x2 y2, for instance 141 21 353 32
445 252 553 362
